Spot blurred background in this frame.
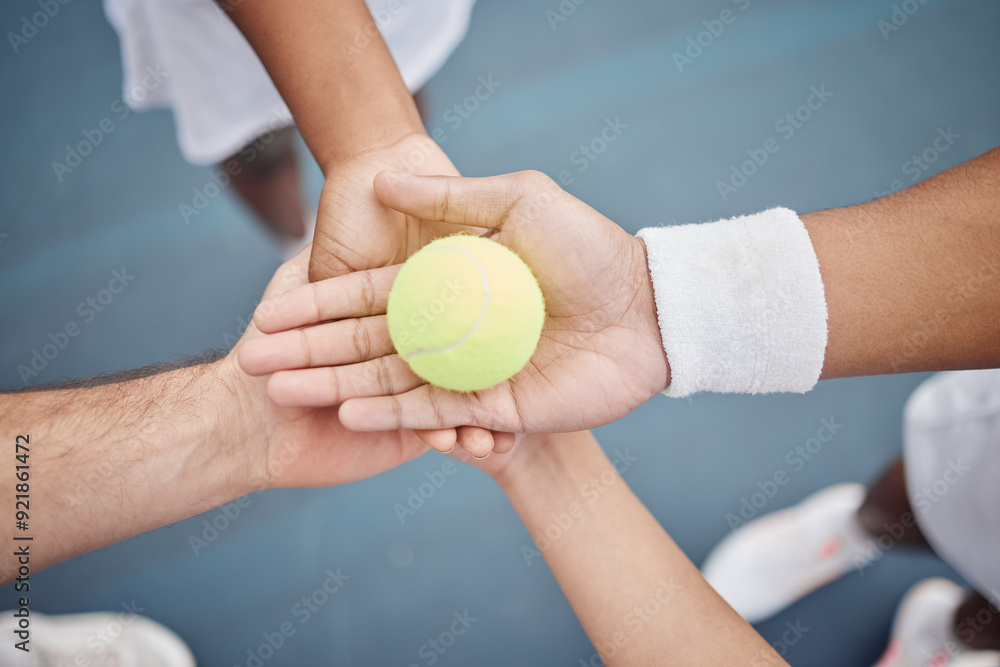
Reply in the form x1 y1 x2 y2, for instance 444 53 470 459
2 0 999 664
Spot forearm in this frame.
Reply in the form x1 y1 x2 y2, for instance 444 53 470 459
807 146 1000 378
0 360 255 583
497 432 783 665
222 0 425 173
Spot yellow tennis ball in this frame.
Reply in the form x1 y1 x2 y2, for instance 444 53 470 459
387 234 545 392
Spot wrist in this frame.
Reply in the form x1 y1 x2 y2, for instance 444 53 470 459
494 432 609 502
211 355 272 495
153 362 255 507
632 236 672 392
318 128 430 176
637 208 828 397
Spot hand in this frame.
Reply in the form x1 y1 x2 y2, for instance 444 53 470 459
443 431 592 490
221 247 430 489
308 133 463 281
306 133 505 454
239 170 671 448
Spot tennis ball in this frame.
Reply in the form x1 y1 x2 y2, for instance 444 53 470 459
387 234 545 392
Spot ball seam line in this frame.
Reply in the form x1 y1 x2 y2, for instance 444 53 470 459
405 244 492 361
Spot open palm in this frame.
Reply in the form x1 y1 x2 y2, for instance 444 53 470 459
240 170 671 445
228 248 428 489
308 133 506 452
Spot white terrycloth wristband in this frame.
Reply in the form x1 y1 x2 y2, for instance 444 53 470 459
637 207 828 397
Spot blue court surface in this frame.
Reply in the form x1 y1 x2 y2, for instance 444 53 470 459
1 0 999 664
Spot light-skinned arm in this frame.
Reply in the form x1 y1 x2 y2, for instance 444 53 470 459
451 430 786 665
0 250 429 584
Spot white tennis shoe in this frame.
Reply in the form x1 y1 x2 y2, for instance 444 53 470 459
702 482 872 623
875 578 1000 667
0 608 195 667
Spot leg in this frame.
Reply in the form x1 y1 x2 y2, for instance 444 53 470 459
955 591 1000 650
227 126 306 239
856 457 931 548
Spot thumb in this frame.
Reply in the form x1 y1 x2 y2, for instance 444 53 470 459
373 171 537 229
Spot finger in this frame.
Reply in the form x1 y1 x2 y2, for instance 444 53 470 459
254 265 399 334
373 171 531 229
415 429 458 454
339 384 516 433
265 356 421 407
491 431 516 455
239 316 393 376
456 426 495 459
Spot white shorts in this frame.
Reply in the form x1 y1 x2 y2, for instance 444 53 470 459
905 369 1000 600
103 0 476 164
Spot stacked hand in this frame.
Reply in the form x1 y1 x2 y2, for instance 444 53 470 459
307 133 464 280
306 133 510 453
240 169 671 457
223 247 429 489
